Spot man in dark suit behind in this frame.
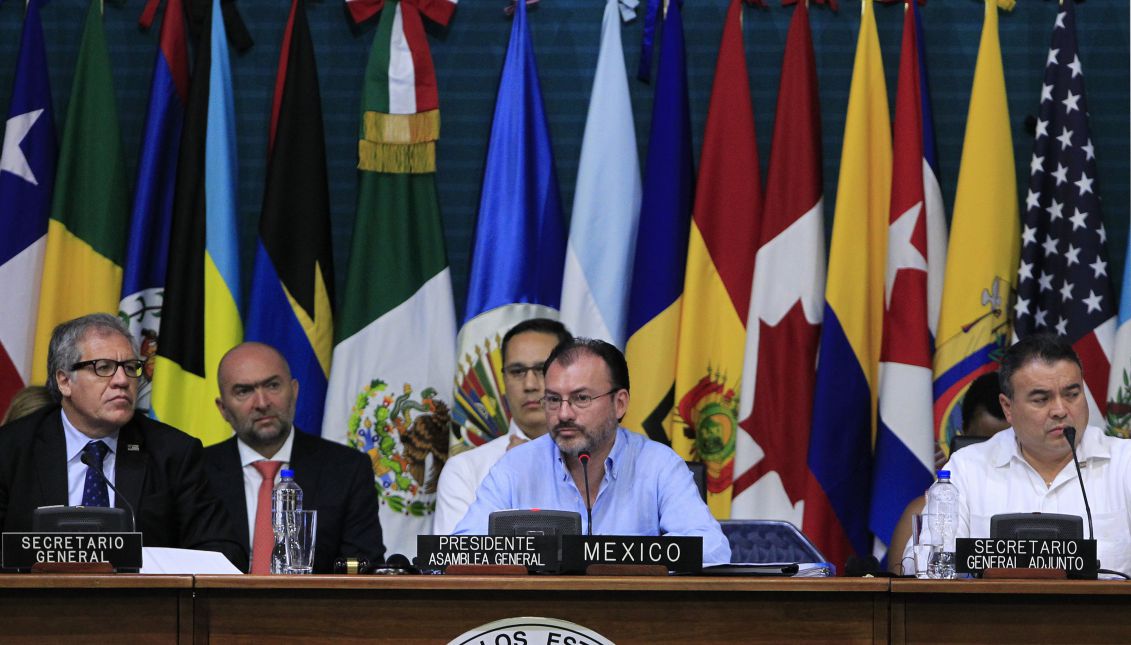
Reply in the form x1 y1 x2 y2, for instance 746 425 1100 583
0 313 247 569
205 342 384 573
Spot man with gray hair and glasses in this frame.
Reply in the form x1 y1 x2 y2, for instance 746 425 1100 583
0 313 246 569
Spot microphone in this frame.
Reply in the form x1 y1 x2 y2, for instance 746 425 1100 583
1062 427 1094 540
578 452 593 536
80 451 137 532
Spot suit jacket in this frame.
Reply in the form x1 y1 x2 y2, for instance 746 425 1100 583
203 430 385 573
0 406 248 570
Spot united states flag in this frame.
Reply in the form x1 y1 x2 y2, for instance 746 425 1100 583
1014 0 1115 418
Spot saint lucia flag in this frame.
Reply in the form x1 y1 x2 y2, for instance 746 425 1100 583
873 0 947 555
246 0 335 437
0 0 55 417
322 0 458 558
622 0 693 446
809 0 890 570
932 0 1019 455
453 0 566 454
32 0 129 384
151 0 243 445
559 0 641 349
119 0 190 412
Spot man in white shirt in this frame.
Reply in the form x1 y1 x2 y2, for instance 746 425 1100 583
905 334 1131 574
433 319 571 534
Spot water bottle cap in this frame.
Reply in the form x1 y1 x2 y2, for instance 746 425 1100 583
937 470 950 480
281 468 294 479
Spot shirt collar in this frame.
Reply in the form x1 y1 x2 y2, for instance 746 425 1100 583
60 408 119 462
993 425 1110 468
508 418 531 442
552 426 625 481
237 427 296 468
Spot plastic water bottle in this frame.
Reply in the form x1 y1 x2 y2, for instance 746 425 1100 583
926 470 959 579
270 469 303 574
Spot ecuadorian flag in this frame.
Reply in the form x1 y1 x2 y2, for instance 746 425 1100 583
808 0 890 570
32 0 129 381
151 0 243 445
932 0 1019 454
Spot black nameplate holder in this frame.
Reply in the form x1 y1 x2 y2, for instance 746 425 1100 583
418 535 559 572
956 538 1097 579
2 532 143 571
560 536 702 574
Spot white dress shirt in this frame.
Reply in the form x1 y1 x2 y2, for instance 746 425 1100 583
905 425 1131 575
62 409 119 507
432 420 530 535
238 429 295 554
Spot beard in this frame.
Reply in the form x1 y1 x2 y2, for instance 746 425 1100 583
552 417 616 457
235 414 292 449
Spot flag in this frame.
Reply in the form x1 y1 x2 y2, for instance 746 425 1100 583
150 0 243 445
1108 247 1131 438
932 0 1019 454
119 0 190 412
871 0 947 555
671 0 761 518
0 0 56 417
808 0 890 569
245 0 335 436
622 0 694 446
322 0 457 558
31 0 129 384
731 0 825 534
1015 0 1115 430
453 0 566 454
559 0 641 349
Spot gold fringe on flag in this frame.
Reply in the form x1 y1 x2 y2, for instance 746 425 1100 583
363 109 440 145
358 140 436 174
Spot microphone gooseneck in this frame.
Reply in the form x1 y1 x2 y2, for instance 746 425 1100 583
578 452 593 537
1062 427 1094 541
80 451 138 532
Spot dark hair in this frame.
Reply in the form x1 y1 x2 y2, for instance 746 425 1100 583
998 333 1082 399
542 338 630 393
961 372 1006 430
46 313 138 403
501 318 572 364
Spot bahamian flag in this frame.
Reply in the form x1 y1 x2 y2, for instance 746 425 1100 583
808 0 890 570
0 0 55 417
322 0 457 558
31 0 129 384
452 0 566 454
622 0 694 445
872 0 947 557
672 0 760 518
119 0 190 412
559 0 641 349
151 0 243 445
932 0 1019 455
245 0 334 436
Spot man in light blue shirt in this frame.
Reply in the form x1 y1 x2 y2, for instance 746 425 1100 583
454 338 731 565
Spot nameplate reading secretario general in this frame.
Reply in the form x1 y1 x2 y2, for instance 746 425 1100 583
417 535 559 570
956 538 1097 577
2 532 143 569
560 536 702 574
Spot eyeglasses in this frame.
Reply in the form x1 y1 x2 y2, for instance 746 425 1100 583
503 364 545 381
71 359 145 379
541 390 618 411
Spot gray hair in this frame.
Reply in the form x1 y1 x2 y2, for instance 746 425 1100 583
46 313 138 403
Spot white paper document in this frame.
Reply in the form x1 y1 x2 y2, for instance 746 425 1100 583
140 547 243 574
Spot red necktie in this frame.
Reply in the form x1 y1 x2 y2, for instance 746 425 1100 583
250 460 282 574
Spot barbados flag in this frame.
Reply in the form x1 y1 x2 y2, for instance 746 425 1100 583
809 0 890 569
0 0 55 416
453 0 566 454
873 0 947 556
32 0 129 383
119 0 190 412
623 0 694 445
672 0 761 518
932 0 1019 454
245 0 334 436
151 0 243 445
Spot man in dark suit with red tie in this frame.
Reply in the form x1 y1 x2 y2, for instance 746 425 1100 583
0 313 247 569
204 342 384 573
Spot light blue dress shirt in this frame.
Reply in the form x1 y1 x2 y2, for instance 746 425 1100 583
453 427 732 565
